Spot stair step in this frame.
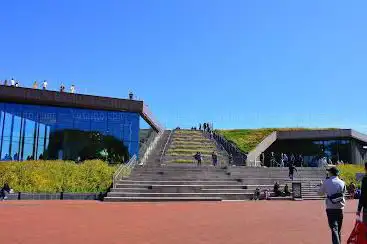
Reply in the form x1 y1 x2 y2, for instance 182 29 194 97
104 197 222 202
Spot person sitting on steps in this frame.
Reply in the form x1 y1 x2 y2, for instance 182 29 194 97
253 188 261 200
284 184 291 196
274 181 281 197
0 183 11 201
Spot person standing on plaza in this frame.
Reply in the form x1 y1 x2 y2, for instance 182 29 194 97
194 152 202 166
199 123 202 131
3 79 8 86
33 81 38 89
318 167 346 244
42 80 48 90
357 162 367 229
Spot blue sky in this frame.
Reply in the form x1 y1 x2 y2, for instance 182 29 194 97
1 1 366 131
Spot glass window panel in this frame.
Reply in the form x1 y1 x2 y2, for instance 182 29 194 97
0 110 4 141
2 112 13 139
128 141 139 158
55 107 73 130
1 139 10 160
130 114 140 142
91 111 107 134
73 109 91 131
11 115 22 143
24 119 36 140
11 141 20 160
38 107 57 127
23 143 34 160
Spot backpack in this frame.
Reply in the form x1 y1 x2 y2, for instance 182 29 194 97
327 185 346 204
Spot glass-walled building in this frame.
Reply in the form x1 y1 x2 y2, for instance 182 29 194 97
259 129 367 167
0 102 140 162
263 139 352 167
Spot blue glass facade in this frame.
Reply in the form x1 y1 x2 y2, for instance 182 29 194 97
0 102 140 162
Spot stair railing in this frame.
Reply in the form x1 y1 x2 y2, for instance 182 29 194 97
212 131 247 166
160 129 174 164
113 154 137 188
139 130 163 166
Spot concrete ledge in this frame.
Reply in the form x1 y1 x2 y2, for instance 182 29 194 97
2 192 104 201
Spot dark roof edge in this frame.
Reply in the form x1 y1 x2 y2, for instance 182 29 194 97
0 85 164 132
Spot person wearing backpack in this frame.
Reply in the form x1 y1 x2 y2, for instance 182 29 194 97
318 167 346 244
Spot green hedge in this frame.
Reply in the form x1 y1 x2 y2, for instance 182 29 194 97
337 164 365 187
0 160 119 193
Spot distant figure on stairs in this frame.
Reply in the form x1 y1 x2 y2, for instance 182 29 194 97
199 123 202 130
284 184 291 196
288 163 298 180
253 188 260 200
194 152 202 166
228 153 233 166
212 151 218 167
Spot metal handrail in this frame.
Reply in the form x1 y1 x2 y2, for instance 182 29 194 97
160 129 174 164
113 155 137 188
212 131 247 166
138 130 157 162
139 131 163 165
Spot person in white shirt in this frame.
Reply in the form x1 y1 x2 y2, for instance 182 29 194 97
318 167 346 244
10 78 15 87
70 85 75 93
42 80 48 90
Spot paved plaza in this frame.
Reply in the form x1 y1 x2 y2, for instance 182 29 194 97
0 200 358 244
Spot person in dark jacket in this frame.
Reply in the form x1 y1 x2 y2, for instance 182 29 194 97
288 163 298 180
357 162 367 227
0 183 11 200
273 181 281 197
211 151 218 167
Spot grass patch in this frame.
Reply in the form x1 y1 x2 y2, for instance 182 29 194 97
167 152 213 156
169 145 215 150
0 160 119 193
166 159 211 164
174 130 203 134
168 149 214 154
337 164 365 187
217 128 338 153
172 138 208 143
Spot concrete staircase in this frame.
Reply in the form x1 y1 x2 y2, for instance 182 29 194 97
104 129 327 202
227 167 325 200
162 130 229 165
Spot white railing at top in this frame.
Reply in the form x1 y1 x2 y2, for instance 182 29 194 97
139 131 163 166
113 155 137 188
160 129 174 164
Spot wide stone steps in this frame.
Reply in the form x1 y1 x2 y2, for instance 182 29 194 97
104 197 222 202
106 192 254 200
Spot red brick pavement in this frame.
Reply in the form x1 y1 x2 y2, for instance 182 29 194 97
0 200 359 244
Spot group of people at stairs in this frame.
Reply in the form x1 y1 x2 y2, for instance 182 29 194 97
193 151 220 166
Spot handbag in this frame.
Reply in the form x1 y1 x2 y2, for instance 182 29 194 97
347 220 367 244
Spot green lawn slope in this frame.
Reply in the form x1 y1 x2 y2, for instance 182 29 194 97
217 128 338 153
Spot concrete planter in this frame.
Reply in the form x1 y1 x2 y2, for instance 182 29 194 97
2 192 105 201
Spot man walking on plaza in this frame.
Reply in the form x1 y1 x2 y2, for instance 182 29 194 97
357 162 367 229
318 167 346 244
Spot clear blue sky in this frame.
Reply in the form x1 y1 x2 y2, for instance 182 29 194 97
1 1 366 131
